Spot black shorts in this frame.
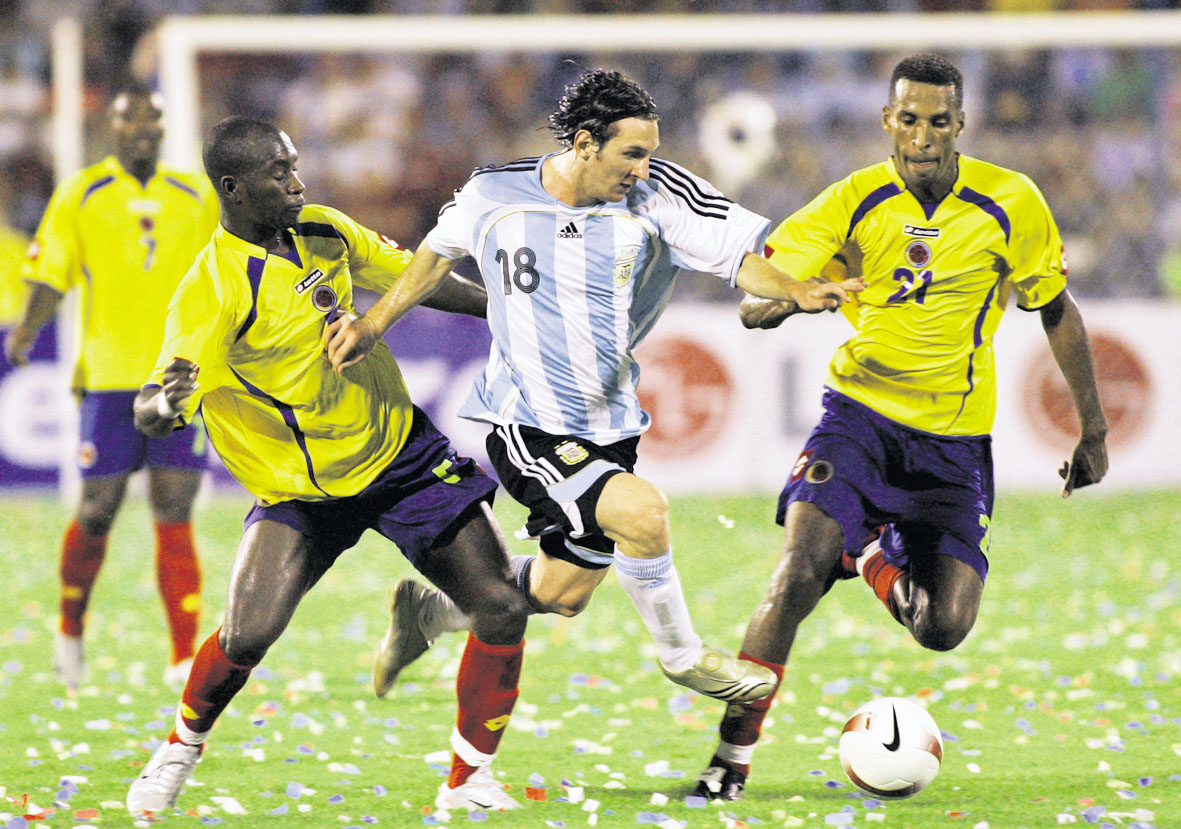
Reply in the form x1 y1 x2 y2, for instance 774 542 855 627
486 423 640 570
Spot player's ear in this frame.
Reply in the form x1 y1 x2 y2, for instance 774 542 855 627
880 105 892 132
956 111 965 137
218 175 238 200
574 129 597 160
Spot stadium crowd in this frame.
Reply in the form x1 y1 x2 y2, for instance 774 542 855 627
1 1 1180 307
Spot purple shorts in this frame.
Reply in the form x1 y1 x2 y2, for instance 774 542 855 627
777 389 992 582
78 390 208 478
243 407 498 569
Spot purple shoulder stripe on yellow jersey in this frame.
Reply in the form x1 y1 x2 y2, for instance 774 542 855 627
164 176 202 201
847 182 902 239
294 222 346 241
80 175 116 206
229 366 328 496
956 187 1011 244
235 256 265 342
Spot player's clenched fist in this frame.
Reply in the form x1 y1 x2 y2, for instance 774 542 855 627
325 312 379 372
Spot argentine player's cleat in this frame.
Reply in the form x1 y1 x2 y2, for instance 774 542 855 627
692 762 747 801
126 740 203 814
661 644 776 703
54 632 86 687
435 765 520 812
373 579 433 698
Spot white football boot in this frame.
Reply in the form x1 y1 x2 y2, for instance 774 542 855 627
126 740 203 814
435 765 520 812
53 632 86 687
660 643 776 703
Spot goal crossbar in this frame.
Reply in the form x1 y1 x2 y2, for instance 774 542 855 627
156 10 1181 167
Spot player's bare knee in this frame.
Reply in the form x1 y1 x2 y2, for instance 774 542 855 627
912 610 974 652
77 499 119 536
609 488 669 556
219 625 273 667
546 591 593 617
151 497 194 524
530 580 594 617
468 582 529 641
76 513 115 537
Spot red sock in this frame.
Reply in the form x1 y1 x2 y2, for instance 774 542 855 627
173 628 253 737
155 521 201 663
59 520 108 636
862 553 905 623
715 652 785 775
448 633 523 789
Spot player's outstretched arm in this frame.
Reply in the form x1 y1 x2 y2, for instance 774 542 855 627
735 252 864 313
1039 290 1109 496
739 293 797 329
3 282 63 366
420 272 487 318
326 240 456 371
134 358 198 437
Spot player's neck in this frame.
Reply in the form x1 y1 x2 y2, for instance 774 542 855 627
119 155 157 187
893 154 957 205
542 150 594 208
224 217 290 253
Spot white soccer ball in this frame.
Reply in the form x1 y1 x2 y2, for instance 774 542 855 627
838 696 944 799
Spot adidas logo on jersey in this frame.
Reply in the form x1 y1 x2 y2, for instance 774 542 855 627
557 221 582 239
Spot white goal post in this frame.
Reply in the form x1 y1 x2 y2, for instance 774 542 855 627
152 10 1181 169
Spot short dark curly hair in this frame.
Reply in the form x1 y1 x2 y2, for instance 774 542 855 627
548 68 659 148
203 116 284 183
890 53 964 111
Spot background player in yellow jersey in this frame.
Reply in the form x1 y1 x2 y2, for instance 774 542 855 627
693 53 1109 801
2 83 219 688
125 116 529 815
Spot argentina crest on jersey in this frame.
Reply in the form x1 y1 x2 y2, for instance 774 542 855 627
613 245 639 289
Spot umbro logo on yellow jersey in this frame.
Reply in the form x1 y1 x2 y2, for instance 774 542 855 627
294 268 326 294
903 224 940 238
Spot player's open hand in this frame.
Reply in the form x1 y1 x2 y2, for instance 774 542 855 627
793 276 866 313
1058 433 1108 497
325 313 379 372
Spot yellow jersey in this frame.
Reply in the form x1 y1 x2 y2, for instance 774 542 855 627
0 221 31 325
149 205 416 504
765 154 1066 436
22 156 219 391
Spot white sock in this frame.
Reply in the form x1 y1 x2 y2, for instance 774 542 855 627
716 739 757 766
173 709 210 746
419 588 471 641
855 536 883 576
613 548 702 673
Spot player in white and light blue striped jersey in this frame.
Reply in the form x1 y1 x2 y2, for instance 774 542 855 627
430 152 768 444
328 68 861 709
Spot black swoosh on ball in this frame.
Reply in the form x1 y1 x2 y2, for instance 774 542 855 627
883 704 901 751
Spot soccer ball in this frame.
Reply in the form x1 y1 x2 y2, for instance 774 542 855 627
838 696 943 799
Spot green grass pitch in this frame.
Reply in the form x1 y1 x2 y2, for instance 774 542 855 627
1 489 1178 827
